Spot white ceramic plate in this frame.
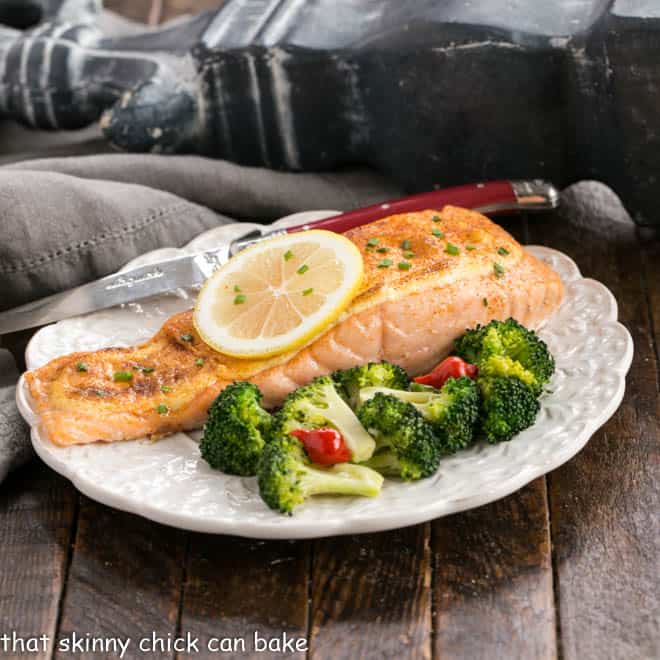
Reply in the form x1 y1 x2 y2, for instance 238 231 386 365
16 212 633 539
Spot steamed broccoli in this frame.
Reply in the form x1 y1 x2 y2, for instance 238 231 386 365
357 393 441 480
257 435 384 514
453 318 554 395
333 361 409 408
358 376 479 452
200 382 272 475
271 376 376 462
478 376 540 443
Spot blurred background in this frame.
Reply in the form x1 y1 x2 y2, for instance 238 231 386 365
106 0 220 24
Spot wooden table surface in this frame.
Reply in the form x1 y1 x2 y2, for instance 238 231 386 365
1 195 658 660
0 2 658 659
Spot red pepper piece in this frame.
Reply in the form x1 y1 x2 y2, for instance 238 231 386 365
413 356 478 389
289 427 351 465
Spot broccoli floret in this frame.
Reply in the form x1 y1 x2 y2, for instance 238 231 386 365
257 435 383 514
333 361 409 409
358 376 479 453
271 376 376 462
478 376 540 443
200 382 272 476
454 318 554 395
357 393 441 480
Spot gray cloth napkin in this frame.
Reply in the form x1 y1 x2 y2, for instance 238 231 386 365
0 129 401 483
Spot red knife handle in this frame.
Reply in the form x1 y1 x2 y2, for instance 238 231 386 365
285 179 558 235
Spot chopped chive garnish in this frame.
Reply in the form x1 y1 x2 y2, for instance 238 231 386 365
377 259 392 268
302 287 314 296
366 238 379 247
195 358 205 367
376 247 389 253
398 261 412 270
94 390 106 397
401 239 412 250
233 284 242 292
234 294 247 305
432 215 442 222
403 250 415 259
297 264 309 275
161 385 171 393
432 229 445 238
284 250 294 261
181 333 193 342
134 365 154 374
497 247 510 256
494 262 506 278
113 370 133 383
466 245 476 251
156 404 169 415
483 298 489 307
76 362 88 372
445 243 460 256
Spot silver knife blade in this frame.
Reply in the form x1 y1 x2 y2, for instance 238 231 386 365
0 246 231 335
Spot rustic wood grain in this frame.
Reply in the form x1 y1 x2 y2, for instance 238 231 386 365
0 462 77 660
55 497 186 660
179 535 309 659
433 478 556 660
640 224 660 375
309 524 432 660
528 184 660 659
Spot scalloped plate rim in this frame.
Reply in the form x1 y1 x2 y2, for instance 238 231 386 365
16 212 634 539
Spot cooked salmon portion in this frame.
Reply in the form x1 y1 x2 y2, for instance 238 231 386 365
25 207 564 446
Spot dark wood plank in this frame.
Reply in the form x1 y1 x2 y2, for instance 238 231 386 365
640 224 660 374
55 497 186 660
432 478 556 659
0 462 77 660
309 524 432 660
528 184 660 659
179 535 309 658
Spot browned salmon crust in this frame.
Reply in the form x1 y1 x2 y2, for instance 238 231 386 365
26 207 564 446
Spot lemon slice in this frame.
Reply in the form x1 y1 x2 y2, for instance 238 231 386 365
193 230 364 358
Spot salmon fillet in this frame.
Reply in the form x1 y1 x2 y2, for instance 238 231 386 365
25 207 563 446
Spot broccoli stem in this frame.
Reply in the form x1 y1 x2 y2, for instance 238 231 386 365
299 462 384 498
316 384 376 462
358 386 434 407
360 449 403 477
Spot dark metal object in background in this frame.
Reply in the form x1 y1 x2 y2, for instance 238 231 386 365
0 0 659 227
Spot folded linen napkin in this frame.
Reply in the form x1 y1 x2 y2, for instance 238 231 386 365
0 123 401 483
